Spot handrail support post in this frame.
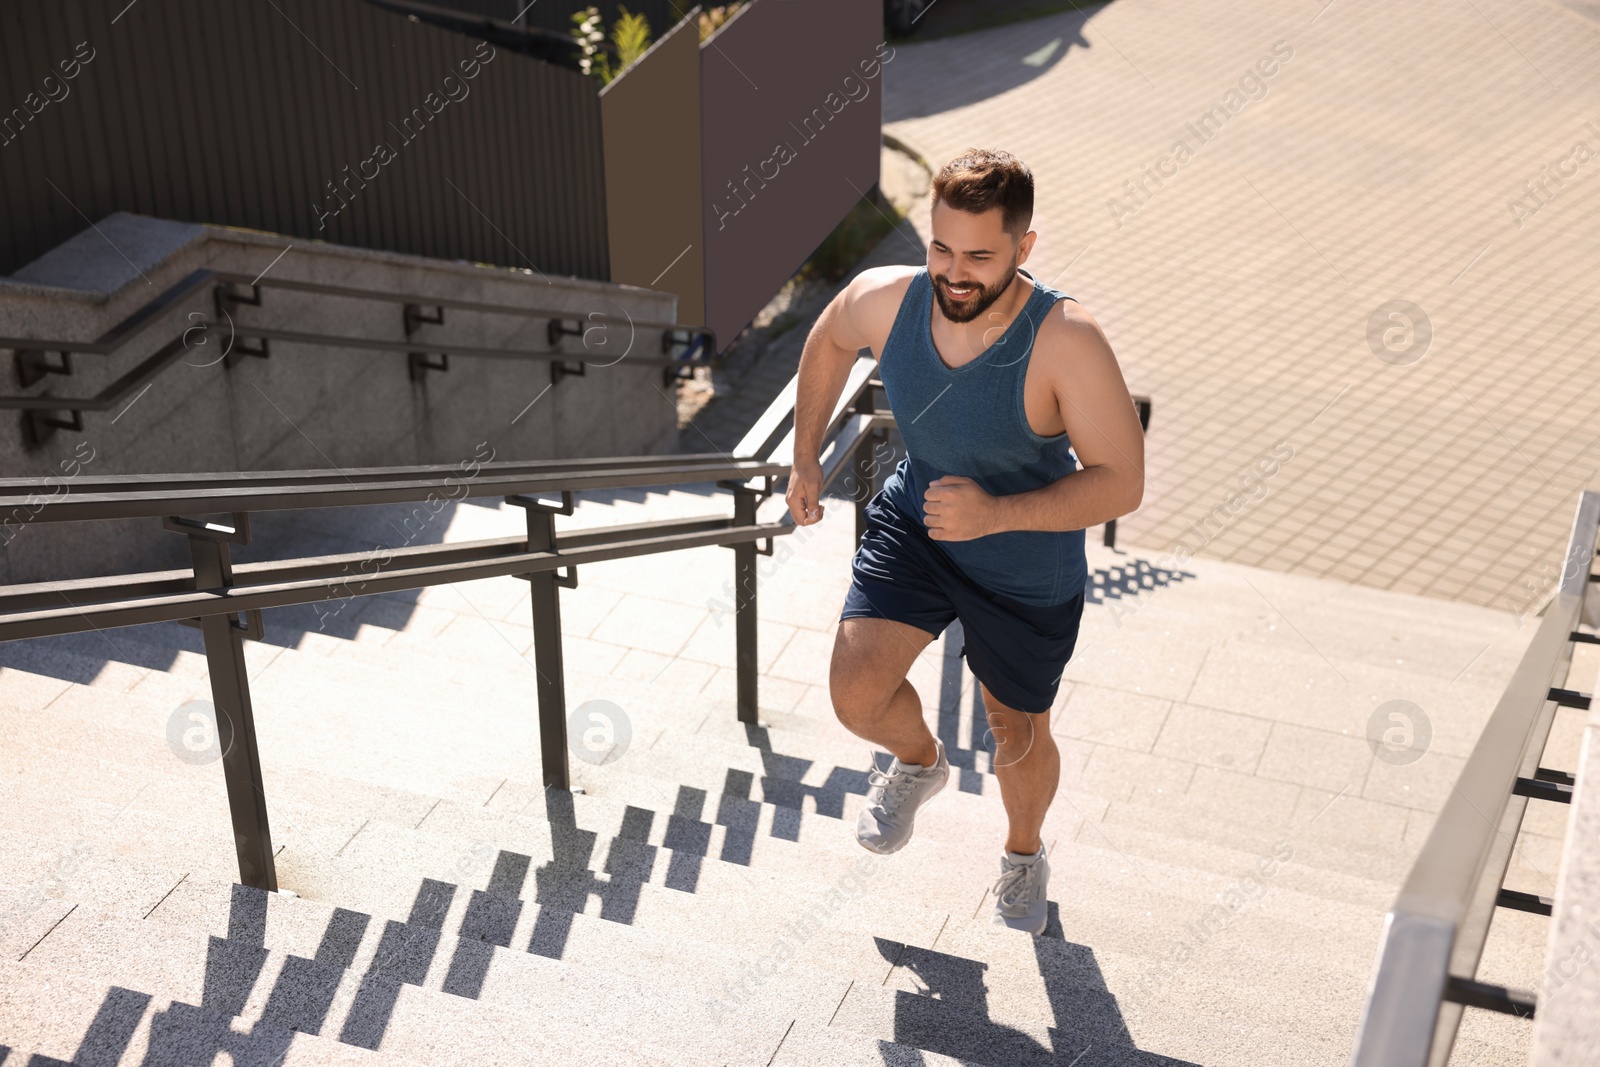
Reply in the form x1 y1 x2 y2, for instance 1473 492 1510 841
1103 396 1152 549
168 512 277 891
724 483 763 724
514 493 575 790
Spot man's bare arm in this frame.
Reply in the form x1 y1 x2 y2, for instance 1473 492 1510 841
991 308 1145 534
792 275 880 464
786 271 885 525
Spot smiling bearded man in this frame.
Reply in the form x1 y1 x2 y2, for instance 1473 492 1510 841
784 147 1145 934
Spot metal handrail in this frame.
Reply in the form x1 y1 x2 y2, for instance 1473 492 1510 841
0 514 793 642
0 358 884 893
0 455 773 524
0 267 720 436
1349 489 1600 1066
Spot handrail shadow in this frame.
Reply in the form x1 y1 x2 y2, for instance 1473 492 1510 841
1085 557 1197 607
18 721 1193 1065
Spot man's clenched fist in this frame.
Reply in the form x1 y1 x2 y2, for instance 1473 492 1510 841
787 460 825 526
924 475 997 541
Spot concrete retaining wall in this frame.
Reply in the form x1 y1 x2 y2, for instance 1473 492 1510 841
0 213 682 585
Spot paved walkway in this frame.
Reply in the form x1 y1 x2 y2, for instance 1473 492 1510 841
699 0 1600 613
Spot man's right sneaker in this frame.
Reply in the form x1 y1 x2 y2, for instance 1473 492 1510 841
990 844 1051 935
855 738 948 854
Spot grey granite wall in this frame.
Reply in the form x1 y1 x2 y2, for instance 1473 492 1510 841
0 213 682 584
1530 704 1600 1065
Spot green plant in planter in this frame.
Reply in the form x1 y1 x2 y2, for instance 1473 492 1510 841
571 6 654 86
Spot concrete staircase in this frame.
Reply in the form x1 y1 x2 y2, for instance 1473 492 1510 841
0 486 1587 1066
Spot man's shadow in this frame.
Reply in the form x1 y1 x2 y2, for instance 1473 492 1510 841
875 909 1201 1066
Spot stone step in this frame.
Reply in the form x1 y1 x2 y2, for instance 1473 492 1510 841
828 972 1359 1067
0 676 508 831
769 1018 988 1066
562 750 1415 928
143 868 883 1042
6 629 1453 920
1096 798 1418 886
0 652 1433 1067
0 671 1401 947
5 835 887 1066
575 722 1422 895
26 824 1381 1067
23 903 798 1066
291 812 953 956
4 741 1389 1052
0 655 1130 880
0 710 960 966
1070 821 1400 915
7 600 1432 873
283 800 1389 1046
6 652 1420 959
0 803 948 1018
0 955 433 1067
352 796 1383 978
0 578 926 759
2 665 525 814
0 783 1484 1067
658 709 1431 866
867 909 1370 1065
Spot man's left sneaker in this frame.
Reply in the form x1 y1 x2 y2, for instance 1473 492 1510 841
990 844 1050 934
855 738 948 855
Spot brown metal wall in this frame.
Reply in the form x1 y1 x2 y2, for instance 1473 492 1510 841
0 0 608 280
600 12 705 327
698 0 884 349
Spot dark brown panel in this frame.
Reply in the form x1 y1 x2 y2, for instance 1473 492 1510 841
0 0 609 282
699 0 884 350
600 10 704 327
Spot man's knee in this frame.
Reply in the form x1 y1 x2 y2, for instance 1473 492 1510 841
980 688 1054 767
829 657 900 729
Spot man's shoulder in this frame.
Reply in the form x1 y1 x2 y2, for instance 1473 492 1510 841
853 262 922 293
840 265 921 355
1034 291 1113 378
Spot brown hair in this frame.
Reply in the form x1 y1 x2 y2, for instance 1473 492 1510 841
931 148 1033 239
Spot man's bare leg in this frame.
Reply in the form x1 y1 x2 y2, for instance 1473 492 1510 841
830 616 939 767
980 682 1059 855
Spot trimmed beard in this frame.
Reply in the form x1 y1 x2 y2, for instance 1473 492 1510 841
932 255 1020 324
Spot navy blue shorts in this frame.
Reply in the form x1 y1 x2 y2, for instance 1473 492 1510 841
838 489 1087 714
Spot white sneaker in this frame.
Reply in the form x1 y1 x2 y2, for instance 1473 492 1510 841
990 845 1050 934
855 738 948 855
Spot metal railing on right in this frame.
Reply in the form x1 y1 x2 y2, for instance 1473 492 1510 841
1349 489 1600 1066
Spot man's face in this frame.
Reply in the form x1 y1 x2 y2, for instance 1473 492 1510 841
928 201 1027 324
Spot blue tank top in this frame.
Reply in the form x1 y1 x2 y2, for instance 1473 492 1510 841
878 265 1087 607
